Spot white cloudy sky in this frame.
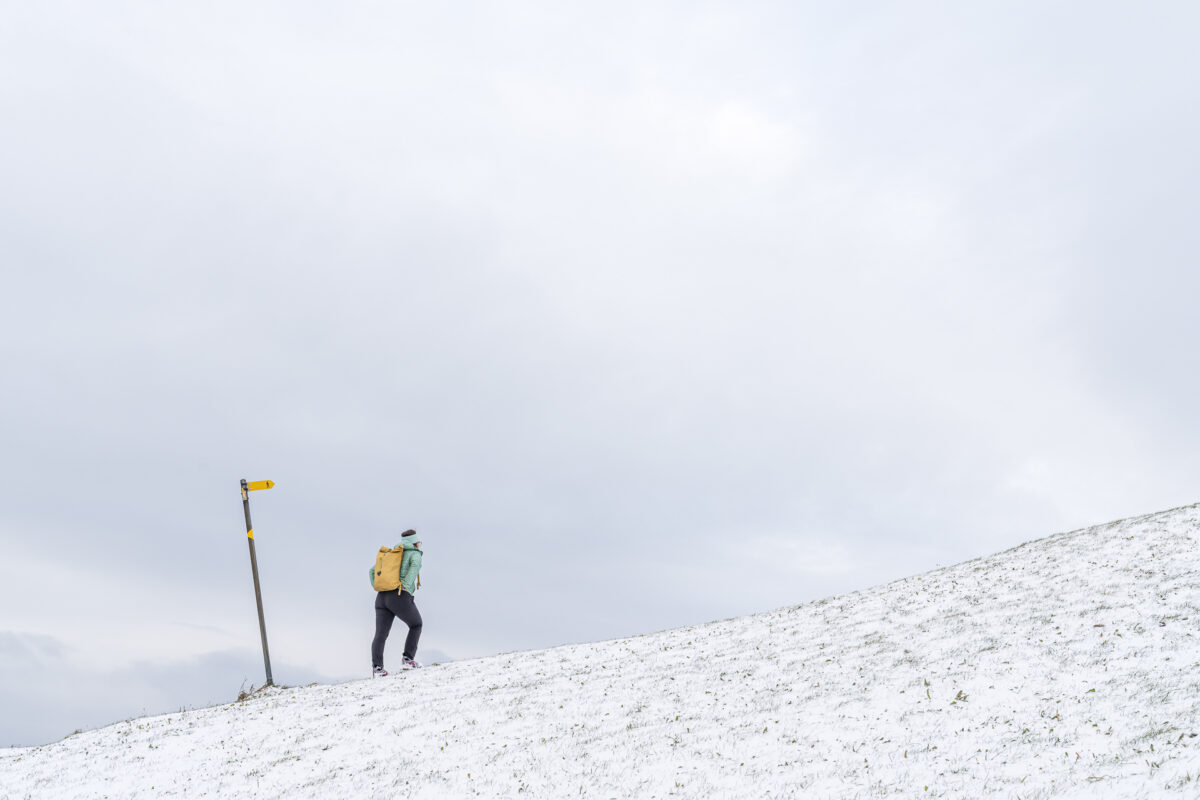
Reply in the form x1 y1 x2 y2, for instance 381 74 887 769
2 0 1199 746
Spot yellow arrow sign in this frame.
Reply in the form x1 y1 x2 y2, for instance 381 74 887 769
246 480 275 491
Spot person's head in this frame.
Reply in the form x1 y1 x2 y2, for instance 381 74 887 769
402 529 422 549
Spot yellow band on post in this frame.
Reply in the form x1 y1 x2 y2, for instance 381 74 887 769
248 529 255 540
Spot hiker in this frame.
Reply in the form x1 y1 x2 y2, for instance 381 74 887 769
370 529 424 676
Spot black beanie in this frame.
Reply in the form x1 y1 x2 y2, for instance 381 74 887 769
401 529 417 537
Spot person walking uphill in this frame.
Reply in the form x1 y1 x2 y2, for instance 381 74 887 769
370 529 424 676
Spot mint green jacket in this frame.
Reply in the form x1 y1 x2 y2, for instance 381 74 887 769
368 540 423 593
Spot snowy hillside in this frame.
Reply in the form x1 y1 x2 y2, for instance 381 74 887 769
4 506 1200 799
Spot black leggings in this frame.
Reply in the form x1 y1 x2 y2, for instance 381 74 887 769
372 589 422 667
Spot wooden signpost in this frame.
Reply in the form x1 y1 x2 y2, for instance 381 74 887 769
240 478 276 687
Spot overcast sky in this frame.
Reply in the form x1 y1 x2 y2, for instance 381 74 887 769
2 0 1199 747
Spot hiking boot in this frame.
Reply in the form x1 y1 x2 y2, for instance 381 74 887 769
372 666 389 677
402 657 422 670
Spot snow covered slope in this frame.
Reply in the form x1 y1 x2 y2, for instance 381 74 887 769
4 506 1200 799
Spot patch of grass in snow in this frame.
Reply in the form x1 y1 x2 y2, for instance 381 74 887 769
1128 725 1180 745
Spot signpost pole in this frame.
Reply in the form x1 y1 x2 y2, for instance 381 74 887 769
241 478 275 687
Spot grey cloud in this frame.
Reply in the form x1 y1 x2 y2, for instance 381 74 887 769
0 648 345 748
0 632 71 665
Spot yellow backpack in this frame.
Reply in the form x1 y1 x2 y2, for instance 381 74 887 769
372 547 405 592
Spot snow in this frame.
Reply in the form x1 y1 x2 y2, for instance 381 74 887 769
4 505 1200 798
